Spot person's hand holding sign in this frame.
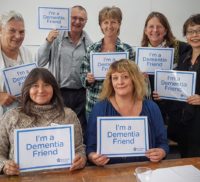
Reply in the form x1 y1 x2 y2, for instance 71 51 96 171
2 160 19 176
187 94 200 105
88 152 110 166
86 73 95 84
0 92 16 106
152 91 161 101
70 154 86 171
46 29 59 43
145 148 166 162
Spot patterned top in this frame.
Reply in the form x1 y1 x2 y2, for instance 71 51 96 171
0 104 85 172
80 38 134 115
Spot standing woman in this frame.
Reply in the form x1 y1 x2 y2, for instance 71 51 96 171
141 12 191 141
142 11 190 70
0 11 33 116
0 68 86 175
170 14 200 157
80 6 134 118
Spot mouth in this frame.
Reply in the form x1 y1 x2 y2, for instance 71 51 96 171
190 38 200 42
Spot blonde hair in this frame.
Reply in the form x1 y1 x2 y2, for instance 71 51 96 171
99 59 147 101
98 6 122 25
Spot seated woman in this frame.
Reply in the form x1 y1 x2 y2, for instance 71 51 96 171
0 68 86 175
86 59 169 166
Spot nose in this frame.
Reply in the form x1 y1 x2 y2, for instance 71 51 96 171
38 85 45 93
152 26 158 31
117 77 124 84
14 31 22 39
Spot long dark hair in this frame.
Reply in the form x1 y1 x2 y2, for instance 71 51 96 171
21 68 64 116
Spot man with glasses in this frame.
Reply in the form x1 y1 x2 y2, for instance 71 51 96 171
37 6 92 135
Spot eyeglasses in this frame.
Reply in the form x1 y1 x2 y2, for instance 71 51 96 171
71 16 87 23
186 29 200 36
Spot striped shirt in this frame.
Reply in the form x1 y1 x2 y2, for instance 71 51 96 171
80 38 134 116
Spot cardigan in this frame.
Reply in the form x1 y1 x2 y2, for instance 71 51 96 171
0 104 85 172
86 99 169 164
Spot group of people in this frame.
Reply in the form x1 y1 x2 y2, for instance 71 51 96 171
0 4 199 176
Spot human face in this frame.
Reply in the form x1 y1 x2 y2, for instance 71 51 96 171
111 71 133 97
145 17 167 47
71 8 87 34
100 18 120 38
29 79 53 105
186 25 200 49
0 19 25 51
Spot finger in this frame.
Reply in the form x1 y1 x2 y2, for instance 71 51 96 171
70 158 84 171
96 158 110 166
102 158 110 165
4 164 19 175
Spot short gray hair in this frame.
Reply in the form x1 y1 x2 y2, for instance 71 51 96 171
0 10 24 27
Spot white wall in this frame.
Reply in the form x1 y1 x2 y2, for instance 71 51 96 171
1 0 199 54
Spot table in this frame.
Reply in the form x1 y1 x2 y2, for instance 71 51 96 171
0 157 200 182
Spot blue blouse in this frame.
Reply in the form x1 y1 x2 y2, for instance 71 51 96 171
86 99 169 164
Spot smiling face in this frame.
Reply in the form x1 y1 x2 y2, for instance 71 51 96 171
70 7 87 34
100 18 120 38
29 79 53 105
186 25 200 49
111 71 134 97
145 17 167 47
0 19 25 51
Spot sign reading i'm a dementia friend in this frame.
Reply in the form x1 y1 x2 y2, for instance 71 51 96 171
135 47 174 74
14 125 75 172
90 52 129 79
2 63 37 97
155 70 196 102
38 7 70 30
97 116 149 157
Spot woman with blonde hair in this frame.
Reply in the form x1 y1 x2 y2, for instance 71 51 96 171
80 6 134 118
86 59 168 166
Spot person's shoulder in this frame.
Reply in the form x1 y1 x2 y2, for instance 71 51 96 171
173 40 192 53
19 45 32 55
92 99 108 111
63 107 76 116
0 107 22 124
82 30 93 45
117 39 133 52
95 99 108 106
87 40 102 51
143 99 159 110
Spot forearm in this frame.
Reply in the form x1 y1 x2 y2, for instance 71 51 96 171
37 41 52 67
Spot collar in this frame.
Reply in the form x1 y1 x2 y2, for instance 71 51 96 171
148 40 168 48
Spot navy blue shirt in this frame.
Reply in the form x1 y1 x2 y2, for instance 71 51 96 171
86 99 169 164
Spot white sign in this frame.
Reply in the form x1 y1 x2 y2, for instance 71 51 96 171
97 116 149 157
90 52 129 79
2 63 37 96
155 70 196 101
135 47 174 74
14 125 75 172
38 7 70 30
